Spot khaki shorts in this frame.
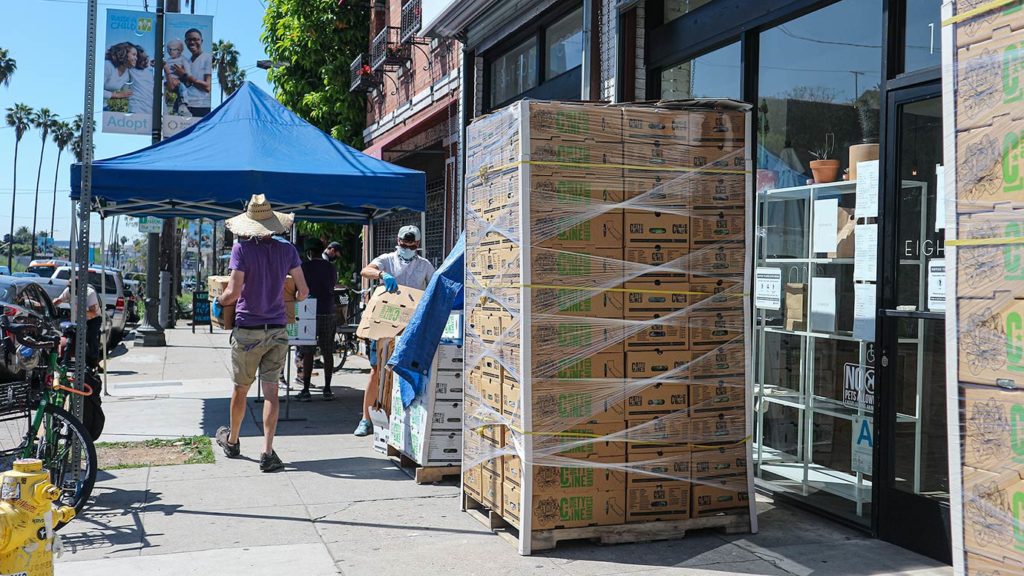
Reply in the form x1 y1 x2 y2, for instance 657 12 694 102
230 326 289 387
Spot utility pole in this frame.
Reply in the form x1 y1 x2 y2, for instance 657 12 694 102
137 0 169 346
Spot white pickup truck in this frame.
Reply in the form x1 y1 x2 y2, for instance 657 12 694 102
37 265 128 349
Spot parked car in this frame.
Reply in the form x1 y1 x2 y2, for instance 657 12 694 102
0 275 61 384
38 266 126 350
0 266 9 276
12 272 37 278
24 259 71 279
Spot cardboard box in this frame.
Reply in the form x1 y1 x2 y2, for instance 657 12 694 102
534 352 626 382
531 320 625 362
688 342 745 379
624 172 745 209
689 245 745 283
533 457 627 495
528 101 623 144
957 209 1024 297
625 382 689 420
957 294 1024 387
207 275 229 299
433 368 464 402
533 421 627 460
627 447 691 484
690 278 744 310
953 0 1024 48
530 489 626 530
692 477 750 516
621 107 746 148
356 286 424 340
624 279 693 318
624 319 689 352
956 116 1024 212
212 303 235 329
624 245 688 281
966 553 1024 576
690 209 745 246
469 369 501 411
502 480 522 528
432 400 464 431
463 463 483 501
425 431 462 464
528 136 625 167
688 310 744 350
626 350 691 381
502 376 522 428
961 465 1024 561
690 410 746 446
691 446 748 478
482 468 503 510
626 417 691 455
533 380 626 426
627 482 691 522
963 384 1024 471
956 26 1024 129
207 275 300 328
690 377 745 412
530 167 625 205
533 210 625 252
624 210 689 248
436 343 464 371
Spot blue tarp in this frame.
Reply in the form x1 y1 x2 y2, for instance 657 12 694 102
389 234 465 407
71 82 424 222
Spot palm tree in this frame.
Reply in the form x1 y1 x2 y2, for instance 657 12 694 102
50 120 73 247
5 103 32 270
0 48 15 87
70 114 94 164
29 108 58 261
212 40 244 103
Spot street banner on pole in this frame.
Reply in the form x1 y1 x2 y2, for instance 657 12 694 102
102 9 158 135
162 13 214 138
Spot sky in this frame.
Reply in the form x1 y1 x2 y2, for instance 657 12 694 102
0 0 273 247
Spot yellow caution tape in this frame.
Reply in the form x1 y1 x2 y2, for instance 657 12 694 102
946 236 1024 246
942 0 1021 26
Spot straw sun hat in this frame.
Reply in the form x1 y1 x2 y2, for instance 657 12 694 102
226 194 295 237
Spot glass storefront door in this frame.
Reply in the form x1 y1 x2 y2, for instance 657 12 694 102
876 85 950 563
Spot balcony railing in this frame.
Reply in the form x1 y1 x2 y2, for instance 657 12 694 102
370 26 410 71
400 0 422 44
350 54 376 93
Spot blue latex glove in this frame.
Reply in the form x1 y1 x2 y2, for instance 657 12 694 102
381 272 398 293
211 299 222 318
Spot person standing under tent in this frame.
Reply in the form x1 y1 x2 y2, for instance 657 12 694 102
296 238 338 402
353 225 434 437
214 195 309 472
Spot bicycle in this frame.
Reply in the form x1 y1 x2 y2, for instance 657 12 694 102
0 314 98 530
332 286 370 373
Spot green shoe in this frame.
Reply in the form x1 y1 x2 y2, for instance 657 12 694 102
353 419 373 437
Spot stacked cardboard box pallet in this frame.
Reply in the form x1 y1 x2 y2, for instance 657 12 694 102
943 1 1024 574
461 99 755 555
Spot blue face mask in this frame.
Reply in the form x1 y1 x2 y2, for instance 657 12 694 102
396 246 416 261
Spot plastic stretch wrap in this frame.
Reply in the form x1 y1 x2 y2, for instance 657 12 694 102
943 1 1024 574
462 98 754 542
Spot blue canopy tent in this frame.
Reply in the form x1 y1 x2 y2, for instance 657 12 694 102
71 82 425 221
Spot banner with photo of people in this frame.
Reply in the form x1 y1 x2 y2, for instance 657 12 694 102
102 10 158 135
162 13 214 138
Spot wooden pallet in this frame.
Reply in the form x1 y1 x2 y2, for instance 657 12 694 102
463 492 750 553
388 447 461 485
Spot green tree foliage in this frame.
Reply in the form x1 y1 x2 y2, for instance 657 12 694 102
296 221 360 288
5 102 32 270
50 120 74 241
30 107 59 260
212 40 247 103
261 0 368 145
0 48 16 87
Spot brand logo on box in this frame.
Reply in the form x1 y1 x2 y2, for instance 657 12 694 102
1006 311 1024 372
1004 130 1024 193
1004 222 1024 281
558 392 594 418
555 111 588 135
1002 41 1024 104
560 466 595 488
559 496 594 521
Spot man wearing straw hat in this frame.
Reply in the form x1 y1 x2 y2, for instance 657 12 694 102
214 194 309 473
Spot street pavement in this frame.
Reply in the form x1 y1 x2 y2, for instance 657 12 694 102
54 326 954 576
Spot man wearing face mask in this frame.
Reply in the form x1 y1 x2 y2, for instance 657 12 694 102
353 225 435 437
323 241 343 263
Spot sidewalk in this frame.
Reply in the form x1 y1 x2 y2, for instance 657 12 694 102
54 327 953 576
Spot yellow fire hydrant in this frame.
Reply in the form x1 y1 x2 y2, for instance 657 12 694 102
0 459 76 576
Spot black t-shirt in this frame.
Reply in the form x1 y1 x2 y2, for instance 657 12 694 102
301 258 338 315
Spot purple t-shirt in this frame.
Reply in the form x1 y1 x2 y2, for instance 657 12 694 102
229 238 302 326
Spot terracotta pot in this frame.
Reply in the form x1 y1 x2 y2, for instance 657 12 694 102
809 159 841 184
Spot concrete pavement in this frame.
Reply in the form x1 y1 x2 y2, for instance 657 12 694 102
54 326 954 576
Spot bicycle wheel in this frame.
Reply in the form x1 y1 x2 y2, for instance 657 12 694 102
32 404 97 530
333 336 350 373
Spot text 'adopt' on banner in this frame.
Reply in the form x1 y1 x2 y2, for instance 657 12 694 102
102 9 213 138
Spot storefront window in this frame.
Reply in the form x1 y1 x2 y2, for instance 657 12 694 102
663 0 713 24
753 0 882 527
659 40 740 100
903 0 942 73
490 37 539 107
545 8 583 79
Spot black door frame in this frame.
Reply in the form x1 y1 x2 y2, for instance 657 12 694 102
873 79 951 564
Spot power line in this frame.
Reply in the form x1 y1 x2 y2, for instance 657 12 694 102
777 25 881 49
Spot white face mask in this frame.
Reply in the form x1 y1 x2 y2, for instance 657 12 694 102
396 246 416 261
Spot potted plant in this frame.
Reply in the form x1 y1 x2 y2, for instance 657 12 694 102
809 133 840 184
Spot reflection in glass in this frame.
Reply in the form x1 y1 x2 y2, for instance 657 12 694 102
490 37 538 106
757 0 882 190
660 41 741 100
545 8 583 79
903 0 942 73
760 403 802 460
761 331 804 393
